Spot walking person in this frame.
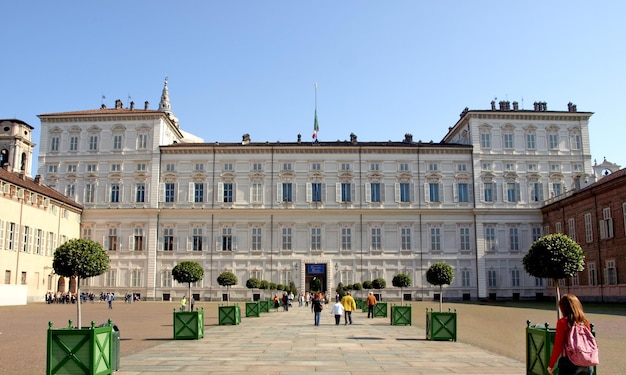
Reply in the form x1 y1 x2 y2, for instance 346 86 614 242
180 296 187 312
547 294 595 375
107 292 114 309
341 291 357 325
366 291 377 318
312 293 324 326
331 298 345 325
190 296 195 312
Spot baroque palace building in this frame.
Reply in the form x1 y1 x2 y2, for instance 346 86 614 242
34 80 594 302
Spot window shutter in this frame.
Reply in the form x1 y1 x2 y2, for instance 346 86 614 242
516 183 521 202
158 183 165 202
129 235 134 251
501 183 508 203
216 236 222 251
277 183 283 202
365 183 371 203
335 183 341 203
394 183 400 203
217 182 224 202
188 182 194 202
351 183 356 202
233 183 238 202
453 183 458 202
187 236 192 251
103 235 108 249
424 183 430 203
306 182 312 202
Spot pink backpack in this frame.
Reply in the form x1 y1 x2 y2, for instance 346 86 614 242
565 322 599 367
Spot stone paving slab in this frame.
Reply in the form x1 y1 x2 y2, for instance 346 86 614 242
119 304 524 374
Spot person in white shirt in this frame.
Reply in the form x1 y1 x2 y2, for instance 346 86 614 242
331 300 345 325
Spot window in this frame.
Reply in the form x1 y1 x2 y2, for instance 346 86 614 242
69 136 78 151
550 163 561 172
88 135 98 151
428 163 438 171
535 278 544 287
193 183 204 203
398 182 410 203
224 163 233 171
4 270 10 284
526 133 536 149
105 270 116 287
428 182 440 202
311 227 321 250
573 164 583 172
136 183 145 203
251 227 262 250
606 260 617 285
340 163 350 171
165 163 175 172
457 163 467 171
487 269 497 288
511 269 520 287
483 182 496 202
281 183 293 202
369 183 381 202
480 131 491 148
110 183 120 203
399 163 409 171
21 272 27 285
50 136 59 152
371 227 381 250
532 226 542 242
133 228 144 251
482 162 492 171
568 218 576 241
86 164 97 173
282 163 292 171
370 163 380 171
165 183 175 203
161 270 172 288
136 163 147 172
0 219 4 250
65 184 76 198
505 162 515 171
85 184 95 203
485 226 496 251
310 182 322 202
456 182 469 202
251 182 263 203
107 228 118 251
339 183 352 203
503 132 514 149
163 228 174 251
600 207 614 239
459 226 471 251
281 227 292 250
131 270 142 287
192 227 203 251
48 165 58 173
194 163 204 171
137 134 148 149
588 263 597 286
509 227 520 251
311 163 321 171
548 133 559 149
401 227 411 250
223 183 233 203
341 227 351 250
572 133 582 150
505 182 520 202
22 226 30 252
253 163 263 171
221 227 233 251
527 163 538 171
113 135 123 150
35 229 42 254
461 270 471 287
530 182 544 202
430 226 441 251
551 182 563 197
584 213 593 242
67 164 77 173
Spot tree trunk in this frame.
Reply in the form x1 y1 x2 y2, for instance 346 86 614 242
554 278 561 320
76 277 82 328
188 283 191 311
439 285 443 312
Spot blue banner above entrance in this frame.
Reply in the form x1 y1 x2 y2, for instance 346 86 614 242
307 264 326 274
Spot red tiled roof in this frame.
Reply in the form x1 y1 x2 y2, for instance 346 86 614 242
0 168 82 210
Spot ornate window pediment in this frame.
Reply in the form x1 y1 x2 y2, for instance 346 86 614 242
112 124 126 132
49 126 62 134
87 125 101 133
278 170 295 181
504 172 518 182
527 172 541 182
68 126 82 133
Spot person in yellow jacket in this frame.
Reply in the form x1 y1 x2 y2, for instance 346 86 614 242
341 291 357 325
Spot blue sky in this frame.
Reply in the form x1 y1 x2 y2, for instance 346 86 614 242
2 1 625 175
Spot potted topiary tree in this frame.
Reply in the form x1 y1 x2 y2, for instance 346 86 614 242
523 233 587 375
245 277 262 317
372 278 387 317
425 262 456 341
217 271 240 325
171 261 205 339
391 273 412 326
48 238 113 374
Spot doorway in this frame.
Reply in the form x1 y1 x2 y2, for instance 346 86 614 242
305 263 327 293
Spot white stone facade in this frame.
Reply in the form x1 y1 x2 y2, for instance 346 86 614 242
36 91 593 302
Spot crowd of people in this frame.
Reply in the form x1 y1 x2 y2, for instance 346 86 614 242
44 291 140 307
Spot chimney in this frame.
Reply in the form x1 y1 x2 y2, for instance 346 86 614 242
34 175 42 185
144 101 149 110
533 102 538 111
350 133 357 144
130 101 135 110
115 99 123 109
297 134 302 144
512 101 519 111
101 103 107 109
491 101 496 110
404 133 413 143
241 133 251 145
498 101 505 111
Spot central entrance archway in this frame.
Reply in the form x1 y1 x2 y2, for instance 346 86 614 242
305 263 327 293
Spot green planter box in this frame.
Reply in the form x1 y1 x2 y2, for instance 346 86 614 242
259 300 270 313
525 321 597 375
219 304 241 325
355 299 365 310
374 302 388 318
246 301 260 317
426 308 457 341
173 309 204 340
47 320 114 375
391 305 412 326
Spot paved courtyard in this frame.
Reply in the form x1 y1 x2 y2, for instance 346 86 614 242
0 299 622 374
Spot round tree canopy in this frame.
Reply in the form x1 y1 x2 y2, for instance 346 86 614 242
52 238 110 279
362 280 373 289
426 262 454 286
217 271 238 287
392 273 412 288
246 277 261 289
372 278 387 290
523 233 585 279
172 261 204 284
